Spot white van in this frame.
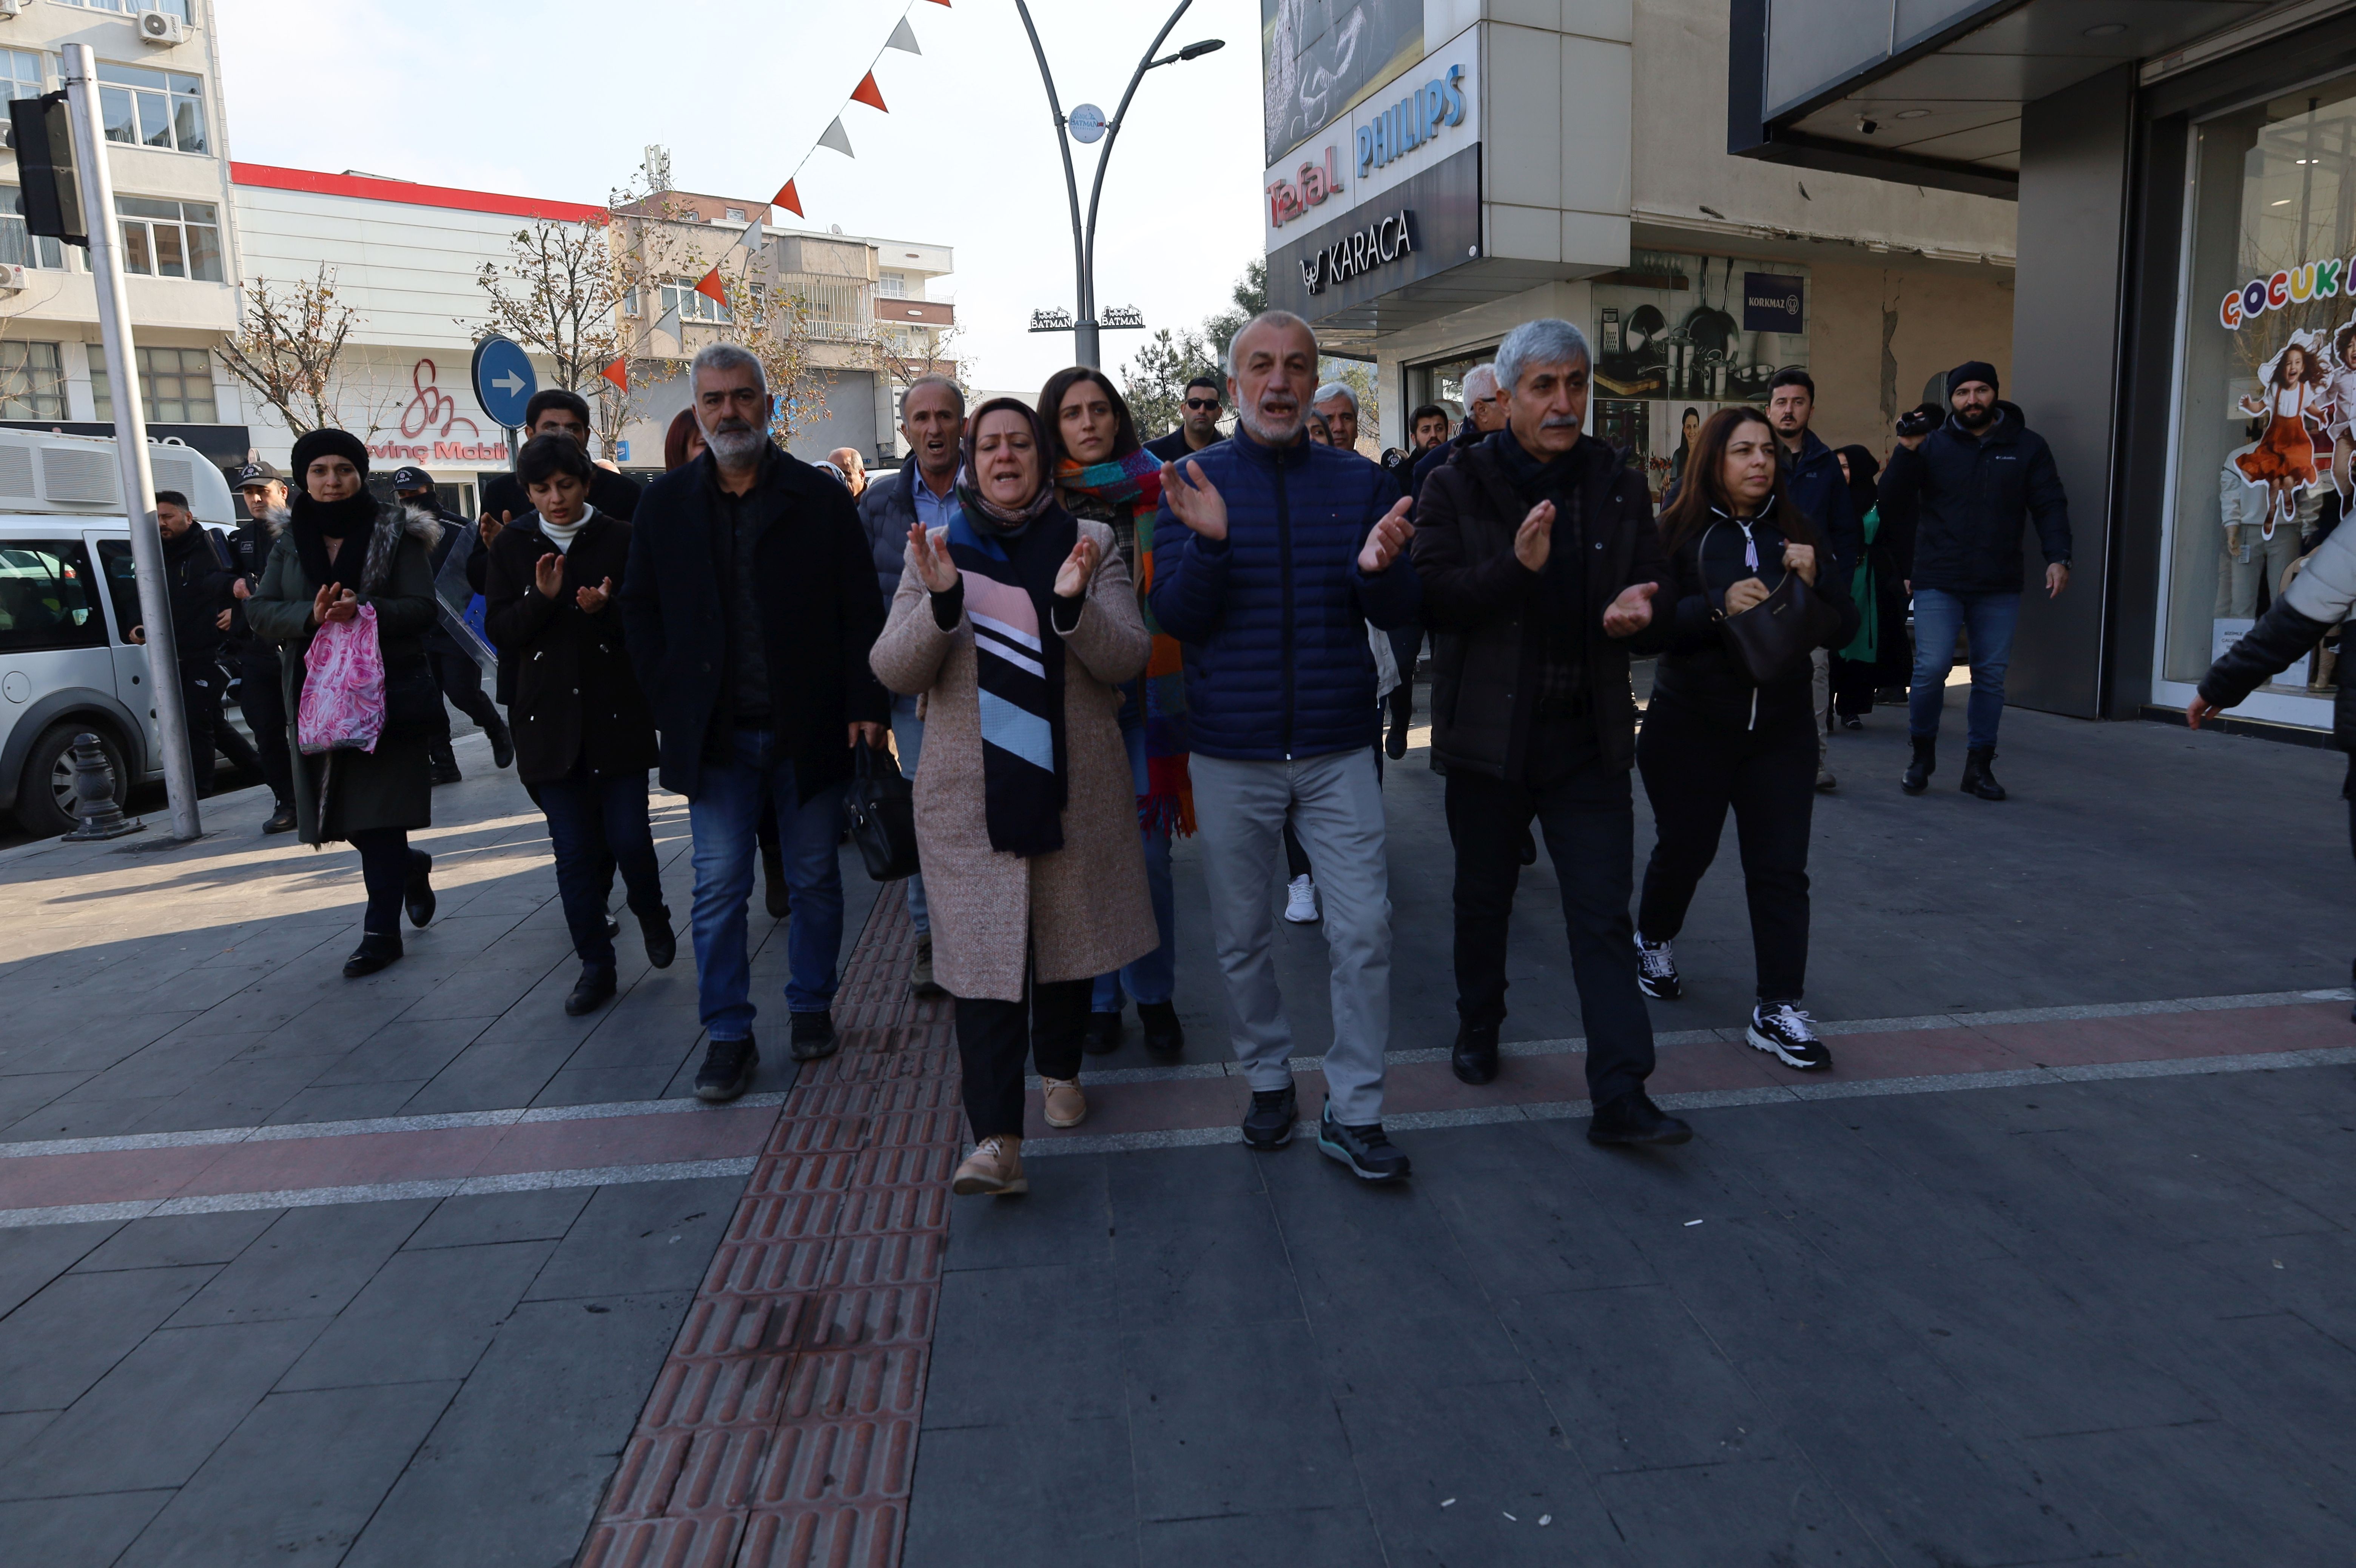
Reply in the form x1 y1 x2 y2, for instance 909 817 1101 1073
0 427 239 836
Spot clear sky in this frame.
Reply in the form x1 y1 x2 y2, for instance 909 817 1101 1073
216 0 1266 405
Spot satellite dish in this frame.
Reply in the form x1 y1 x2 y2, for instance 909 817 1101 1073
1069 104 1107 144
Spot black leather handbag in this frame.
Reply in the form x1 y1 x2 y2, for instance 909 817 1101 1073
1709 519 1841 687
847 738 920 882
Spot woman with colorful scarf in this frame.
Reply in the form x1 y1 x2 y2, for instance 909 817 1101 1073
1041 366 1191 1059
871 397 1155 1197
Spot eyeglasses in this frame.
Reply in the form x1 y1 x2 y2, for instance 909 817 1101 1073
1184 397 1222 411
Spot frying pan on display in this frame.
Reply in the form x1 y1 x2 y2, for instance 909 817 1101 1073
1680 257 1739 358
1622 303 1668 354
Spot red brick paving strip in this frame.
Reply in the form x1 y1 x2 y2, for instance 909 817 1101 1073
579 892 953 1568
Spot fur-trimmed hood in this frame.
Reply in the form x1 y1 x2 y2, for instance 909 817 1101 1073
262 500 441 595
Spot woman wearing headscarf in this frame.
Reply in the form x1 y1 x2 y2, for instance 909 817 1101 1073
872 397 1155 1197
1827 444 1895 727
244 429 443 977
1039 366 1190 1060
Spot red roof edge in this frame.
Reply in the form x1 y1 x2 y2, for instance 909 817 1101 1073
230 162 606 224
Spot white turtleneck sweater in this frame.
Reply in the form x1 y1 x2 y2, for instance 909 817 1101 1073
539 504 595 553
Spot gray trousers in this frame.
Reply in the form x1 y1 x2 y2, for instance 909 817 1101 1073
1191 749 1392 1124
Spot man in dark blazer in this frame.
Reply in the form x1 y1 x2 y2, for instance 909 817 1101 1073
620 343 890 1101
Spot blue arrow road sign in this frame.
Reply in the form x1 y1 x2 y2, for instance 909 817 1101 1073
470 336 537 428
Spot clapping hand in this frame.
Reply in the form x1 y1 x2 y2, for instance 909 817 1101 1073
532 553 565 599
479 511 509 547
907 522 959 593
311 581 358 626
1603 582 1658 638
1162 459 1227 541
1514 501 1555 571
1054 534 1100 598
576 576 614 615
1358 496 1415 574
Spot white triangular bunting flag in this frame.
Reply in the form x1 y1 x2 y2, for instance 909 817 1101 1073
740 217 764 253
885 16 921 54
654 305 681 340
816 116 854 158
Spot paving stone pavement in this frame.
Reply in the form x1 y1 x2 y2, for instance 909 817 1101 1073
2 700 2355 1565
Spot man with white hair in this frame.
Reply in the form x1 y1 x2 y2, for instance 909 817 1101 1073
621 342 891 1102
1412 317 1692 1148
1152 311 1424 1182
1312 380 1363 454
1409 362 1505 499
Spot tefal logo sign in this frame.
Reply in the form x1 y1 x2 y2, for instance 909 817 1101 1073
1269 146 1346 230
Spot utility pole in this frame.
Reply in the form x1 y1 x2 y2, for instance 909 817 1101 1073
63 42 200 840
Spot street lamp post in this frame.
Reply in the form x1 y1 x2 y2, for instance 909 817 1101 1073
1013 0 1222 368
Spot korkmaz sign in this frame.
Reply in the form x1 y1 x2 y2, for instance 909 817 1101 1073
1301 210 1416 296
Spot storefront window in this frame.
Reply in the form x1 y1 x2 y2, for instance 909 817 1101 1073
1402 349 1494 430
2161 71 2356 714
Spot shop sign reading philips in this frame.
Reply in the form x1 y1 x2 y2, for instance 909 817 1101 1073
1261 25 1479 255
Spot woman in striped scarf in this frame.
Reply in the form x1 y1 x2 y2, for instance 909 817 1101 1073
1042 366 1192 1060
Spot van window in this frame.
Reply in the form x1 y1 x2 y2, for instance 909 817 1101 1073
0 539 107 653
95 540 145 644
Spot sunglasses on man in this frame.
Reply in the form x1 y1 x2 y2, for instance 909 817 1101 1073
1184 397 1222 411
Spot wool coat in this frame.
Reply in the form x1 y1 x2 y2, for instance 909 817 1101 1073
869 516 1156 1002
242 502 441 845
481 511 657 784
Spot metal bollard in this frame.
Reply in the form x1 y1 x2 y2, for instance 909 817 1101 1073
60 732 144 841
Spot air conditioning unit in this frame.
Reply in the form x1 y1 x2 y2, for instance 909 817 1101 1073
0 265 26 295
0 2 23 23
137 10 187 45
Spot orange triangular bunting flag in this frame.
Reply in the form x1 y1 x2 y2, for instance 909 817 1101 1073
850 71 888 112
694 268 727 306
772 179 803 217
601 357 628 391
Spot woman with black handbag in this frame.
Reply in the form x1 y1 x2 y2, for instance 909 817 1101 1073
243 429 443 978
1632 406 1858 1069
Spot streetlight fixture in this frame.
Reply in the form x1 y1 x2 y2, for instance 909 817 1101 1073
1014 0 1224 367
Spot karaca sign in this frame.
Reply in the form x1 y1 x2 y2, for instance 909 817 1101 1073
1300 210 1416 296
367 357 510 464
2221 255 2356 329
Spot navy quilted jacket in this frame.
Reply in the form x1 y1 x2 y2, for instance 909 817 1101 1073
1148 431 1422 761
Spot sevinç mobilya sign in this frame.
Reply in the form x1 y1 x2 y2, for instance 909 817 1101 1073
2221 255 2356 328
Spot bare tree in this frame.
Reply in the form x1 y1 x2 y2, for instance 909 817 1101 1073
214 266 361 437
468 216 637 454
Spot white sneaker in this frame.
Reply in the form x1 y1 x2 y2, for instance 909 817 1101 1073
1284 874 1320 924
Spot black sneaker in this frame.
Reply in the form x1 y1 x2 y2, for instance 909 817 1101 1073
1317 1103 1411 1182
1451 1021 1499 1086
789 1011 838 1062
487 717 515 770
565 966 617 1016
427 752 462 787
1748 1002 1832 1070
1635 933 1681 1000
638 907 676 969
262 799 298 835
404 851 435 928
1587 1090 1693 1146
1083 1010 1123 1054
1241 1082 1297 1150
695 1035 758 1102
1138 999 1185 1058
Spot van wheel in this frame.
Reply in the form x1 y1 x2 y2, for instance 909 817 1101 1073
17 722 126 839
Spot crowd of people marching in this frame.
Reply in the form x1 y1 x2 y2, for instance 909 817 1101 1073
193 299 2190 1198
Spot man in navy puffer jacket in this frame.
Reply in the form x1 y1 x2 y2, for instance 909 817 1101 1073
1150 309 1423 1183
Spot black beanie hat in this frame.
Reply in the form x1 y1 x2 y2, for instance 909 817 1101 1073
288 428 370 484
1947 360 1999 399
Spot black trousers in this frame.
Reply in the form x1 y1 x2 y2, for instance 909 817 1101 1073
954 969 1090 1140
236 651 293 805
1445 745 1658 1108
1636 699 1816 1003
180 657 261 794
350 828 426 940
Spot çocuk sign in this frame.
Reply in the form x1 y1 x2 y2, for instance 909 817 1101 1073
1266 63 1465 230
2221 256 2356 328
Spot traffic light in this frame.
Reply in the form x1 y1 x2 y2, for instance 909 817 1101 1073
8 91 85 246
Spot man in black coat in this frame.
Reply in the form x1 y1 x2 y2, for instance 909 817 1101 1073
1144 375 1226 462
1878 360 2072 801
620 343 890 1102
1411 317 1690 1148
392 466 514 784
227 462 298 831
134 491 265 799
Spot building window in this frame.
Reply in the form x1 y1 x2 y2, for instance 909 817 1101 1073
1 187 68 271
115 196 222 281
724 207 745 222
56 0 193 21
91 345 219 423
659 278 728 323
0 342 66 419
0 50 45 148
878 271 907 299
97 63 208 156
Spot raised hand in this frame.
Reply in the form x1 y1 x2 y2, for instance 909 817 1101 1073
1782 541 1816 585
1357 495 1415 574
577 575 614 615
907 522 959 593
479 511 509 547
1514 500 1555 571
1162 458 1228 541
532 552 565 599
1054 533 1101 598
1602 581 1658 638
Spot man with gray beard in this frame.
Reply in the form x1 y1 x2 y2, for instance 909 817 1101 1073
621 343 890 1103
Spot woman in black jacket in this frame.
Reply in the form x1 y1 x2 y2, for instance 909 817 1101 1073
484 435 675 1016
1633 406 1858 1070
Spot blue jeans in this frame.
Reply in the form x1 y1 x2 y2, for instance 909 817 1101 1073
1908 588 2021 752
539 765 665 972
688 729 848 1037
1092 722 1176 1011
891 692 929 938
